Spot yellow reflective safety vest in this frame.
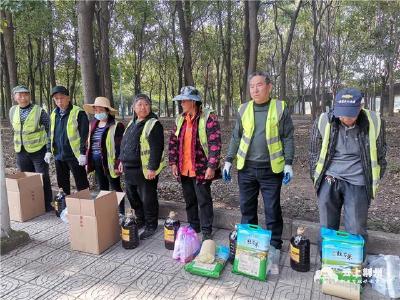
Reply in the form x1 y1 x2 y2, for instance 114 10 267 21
126 118 166 177
174 108 213 157
236 99 286 173
50 105 82 160
86 121 120 178
9 104 47 153
314 109 381 198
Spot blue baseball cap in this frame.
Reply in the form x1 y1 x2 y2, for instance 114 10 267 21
173 86 201 102
333 88 362 118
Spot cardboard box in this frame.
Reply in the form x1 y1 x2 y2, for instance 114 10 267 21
66 189 125 255
6 172 45 222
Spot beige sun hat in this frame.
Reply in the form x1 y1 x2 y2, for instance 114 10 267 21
83 97 118 115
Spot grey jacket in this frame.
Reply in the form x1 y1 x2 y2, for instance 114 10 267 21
309 110 387 200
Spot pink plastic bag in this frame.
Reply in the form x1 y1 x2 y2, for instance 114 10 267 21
172 226 201 263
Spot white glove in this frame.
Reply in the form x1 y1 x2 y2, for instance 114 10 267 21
223 162 232 182
282 165 294 185
44 152 52 164
78 154 87 166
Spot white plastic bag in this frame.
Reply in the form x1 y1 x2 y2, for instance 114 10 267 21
60 208 68 224
368 254 400 298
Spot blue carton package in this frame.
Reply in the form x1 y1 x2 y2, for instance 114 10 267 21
320 227 364 300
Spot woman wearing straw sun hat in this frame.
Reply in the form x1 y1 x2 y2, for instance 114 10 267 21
83 97 125 213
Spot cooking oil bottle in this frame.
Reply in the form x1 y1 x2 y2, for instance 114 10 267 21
164 211 180 250
290 226 310 272
121 209 139 249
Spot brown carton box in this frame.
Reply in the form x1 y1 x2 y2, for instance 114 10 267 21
6 172 45 222
66 189 125 255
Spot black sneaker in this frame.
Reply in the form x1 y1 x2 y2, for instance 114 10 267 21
140 227 156 240
202 232 212 242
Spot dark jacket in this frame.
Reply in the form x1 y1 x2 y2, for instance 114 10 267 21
168 110 222 183
309 110 387 200
86 116 125 175
52 103 89 161
119 112 164 170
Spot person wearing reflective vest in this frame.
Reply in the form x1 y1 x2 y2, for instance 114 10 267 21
168 86 222 242
9 85 53 211
309 88 387 251
224 72 294 274
83 97 125 213
50 86 89 195
118 94 165 240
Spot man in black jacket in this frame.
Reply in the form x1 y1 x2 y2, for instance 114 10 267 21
309 88 386 251
50 86 89 195
118 94 165 239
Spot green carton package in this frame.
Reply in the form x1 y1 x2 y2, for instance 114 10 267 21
185 245 229 278
232 224 272 281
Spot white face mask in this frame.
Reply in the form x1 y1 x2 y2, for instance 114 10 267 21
94 112 108 120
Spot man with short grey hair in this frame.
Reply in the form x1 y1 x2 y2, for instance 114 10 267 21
224 72 294 274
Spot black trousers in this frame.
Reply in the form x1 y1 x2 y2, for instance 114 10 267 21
238 165 284 249
180 176 213 234
124 167 159 229
318 176 369 259
93 158 124 213
16 146 53 209
54 158 89 195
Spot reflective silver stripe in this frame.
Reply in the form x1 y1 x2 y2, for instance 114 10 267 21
371 161 379 168
270 150 283 160
237 148 247 158
266 136 280 144
19 138 45 145
242 135 251 144
275 100 284 120
318 113 329 136
238 102 249 117
373 180 379 186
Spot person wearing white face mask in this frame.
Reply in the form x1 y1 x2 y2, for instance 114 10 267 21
83 97 125 213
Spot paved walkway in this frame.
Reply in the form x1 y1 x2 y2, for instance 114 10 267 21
0 213 391 300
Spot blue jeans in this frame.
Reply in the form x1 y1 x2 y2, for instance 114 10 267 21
238 165 284 249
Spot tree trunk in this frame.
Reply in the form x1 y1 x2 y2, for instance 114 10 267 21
242 1 250 103
275 1 303 101
176 0 194 86
27 35 35 104
0 34 12 118
0 129 11 238
70 27 79 102
77 0 97 104
247 0 260 98
1 10 17 89
48 1 56 88
224 0 233 125
97 0 113 103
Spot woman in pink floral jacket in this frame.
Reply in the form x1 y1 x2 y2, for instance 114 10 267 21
168 86 221 241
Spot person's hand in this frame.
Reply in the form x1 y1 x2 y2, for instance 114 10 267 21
117 162 123 174
205 167 215 180
146 170 157 180
223 162 232 182
171 164 179 179
78 154 87 166
44 152 52 164
282 165 293 185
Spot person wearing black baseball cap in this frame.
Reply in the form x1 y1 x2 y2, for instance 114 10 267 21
9 85 54 211
49 85 89 196
310 87 387 257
